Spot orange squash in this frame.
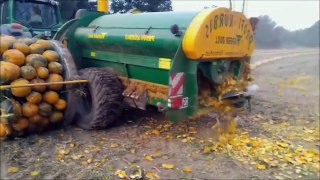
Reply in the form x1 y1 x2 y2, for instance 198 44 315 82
3 49 26 66
11 99 22 119
43 91 59 104
12 118 29 131
26 54 48 68
20 65 37 80
43 50 59 62
49 111 63 123
37 116 49 128
10 78 31 97
29 114 42 124
0 35 16 51
26 91 42 104
17 38 37 46
36 67 49 79
38 102 52 117
22 102 39 118
54 99 67 110
0 123 10 138
48 62 63 74
36 39 53 50
0 40 10 54
13 42 30 55
29 43 45 54
1 35 17 43
0 98 22 122
0 61 21 83
30 78 46 92
47 74 63 91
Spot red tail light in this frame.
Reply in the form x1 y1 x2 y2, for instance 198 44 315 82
11 23 22 29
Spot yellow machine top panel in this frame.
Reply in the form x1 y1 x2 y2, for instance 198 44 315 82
182 7 255 60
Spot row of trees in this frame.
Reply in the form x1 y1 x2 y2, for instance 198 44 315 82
57 0 171 20
255 16 319 48
56 0 319 48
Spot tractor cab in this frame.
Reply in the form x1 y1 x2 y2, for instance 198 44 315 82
0 0 63 38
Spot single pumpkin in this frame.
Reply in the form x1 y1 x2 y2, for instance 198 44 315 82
29 43 45 54
17 38 37 46
0 61 21 83
54 99 67 110
47 74 63 91
48 62 63 74
12 117 29 131
29 114 42 124
49 111 63 123
43 91 59 104
26 54 48 68
20 65 37 80
37 116 49 128
22 102 39 118
26 91 42 104
38 102 52 117
0 123 10 138
3 49 26 66
13 42 30 55
10 78 31 97
36 39 53 50
0 39 10 54
43 50 59 62
0 98 22 122
30 78 47 92
36 67 49 79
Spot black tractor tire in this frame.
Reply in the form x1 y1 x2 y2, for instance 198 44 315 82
75 68 123 130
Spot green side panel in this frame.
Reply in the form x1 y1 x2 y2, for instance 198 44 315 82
167 46 199 122
82 50 169 85
73 11 200 63
75 28 180 58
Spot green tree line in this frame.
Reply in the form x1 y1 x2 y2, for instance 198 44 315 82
255 16 319 48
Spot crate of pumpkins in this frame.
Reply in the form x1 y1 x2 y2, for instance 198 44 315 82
0 35 67 138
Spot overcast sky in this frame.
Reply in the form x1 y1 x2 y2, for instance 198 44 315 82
172 0 320 31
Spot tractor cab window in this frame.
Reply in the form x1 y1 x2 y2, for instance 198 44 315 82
0 0 9 24
14 1 58 28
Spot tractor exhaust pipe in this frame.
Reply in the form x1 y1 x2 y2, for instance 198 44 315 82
97 0 108 13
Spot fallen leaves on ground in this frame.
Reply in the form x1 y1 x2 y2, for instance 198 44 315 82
30 170 40 176
256 164 266 170
183 167 192 173
204 130 319 172
110 143 119 148
145 171 159 179
151 129 160 135
114 170 127 179
145 155 154 161
162 163 174 169
7 167 19 173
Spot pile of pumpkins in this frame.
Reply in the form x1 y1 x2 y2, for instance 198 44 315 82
0 35 67 138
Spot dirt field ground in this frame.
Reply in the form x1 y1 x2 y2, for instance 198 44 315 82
1 48 319 179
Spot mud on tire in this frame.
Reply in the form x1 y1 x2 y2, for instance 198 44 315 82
76 68 123 130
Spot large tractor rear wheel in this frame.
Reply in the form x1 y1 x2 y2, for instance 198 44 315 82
75 68 123 130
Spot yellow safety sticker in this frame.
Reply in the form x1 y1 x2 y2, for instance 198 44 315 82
90 52 96 57
159 58 171 70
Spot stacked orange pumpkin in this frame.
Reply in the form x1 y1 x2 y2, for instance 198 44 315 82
0 35 67 138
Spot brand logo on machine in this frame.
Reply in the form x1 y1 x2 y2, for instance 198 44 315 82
88 33 107 39
169 73 184 96
125 34 155 42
